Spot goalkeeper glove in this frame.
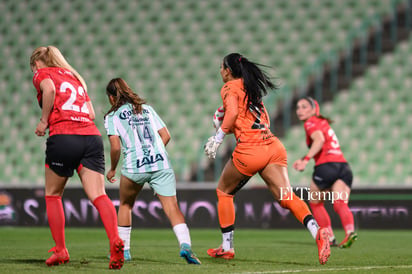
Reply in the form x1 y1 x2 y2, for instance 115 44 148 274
204 128 226 159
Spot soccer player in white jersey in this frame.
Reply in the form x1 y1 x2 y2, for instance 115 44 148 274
104 78 201 264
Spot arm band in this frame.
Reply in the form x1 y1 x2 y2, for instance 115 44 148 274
215 127 226 143
303 156 311 161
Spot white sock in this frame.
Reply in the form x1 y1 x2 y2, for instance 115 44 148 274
306 219 319 239
173 223 191 247
221 231 234 251
118 226 131 250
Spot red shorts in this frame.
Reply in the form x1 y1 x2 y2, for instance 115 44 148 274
232 137 287 176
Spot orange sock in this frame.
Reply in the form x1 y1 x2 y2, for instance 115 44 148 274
216 189 235 229
280 192 312 224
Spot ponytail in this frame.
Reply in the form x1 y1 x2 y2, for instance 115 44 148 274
223 53 278 108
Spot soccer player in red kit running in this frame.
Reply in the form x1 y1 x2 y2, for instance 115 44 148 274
204 53 330 265
30 46 124 269
293 97 358 248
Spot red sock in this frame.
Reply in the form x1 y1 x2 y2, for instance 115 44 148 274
310 202 333 237
216 189 235 229
45 196 66 250
93 195 119 242
333 199 354 235
279 192 312 224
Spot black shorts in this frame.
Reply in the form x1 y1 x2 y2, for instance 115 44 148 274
312 162 353 190
45 135 105 177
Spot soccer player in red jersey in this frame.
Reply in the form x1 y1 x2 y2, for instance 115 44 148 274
293 97 358 248
30 46 124 269
204 53 330 264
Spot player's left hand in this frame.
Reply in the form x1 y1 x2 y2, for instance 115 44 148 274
204 136 222 159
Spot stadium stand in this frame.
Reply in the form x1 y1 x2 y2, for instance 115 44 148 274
283 35 412 186
0 0 407 185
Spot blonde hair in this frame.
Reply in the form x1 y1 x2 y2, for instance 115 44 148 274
30 46 87 92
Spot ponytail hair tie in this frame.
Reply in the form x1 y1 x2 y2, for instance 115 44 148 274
306 97 320 116
238 57 242 62
313 99 320 116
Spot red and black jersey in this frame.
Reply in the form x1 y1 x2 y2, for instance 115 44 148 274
304 116 346 166
32 67 100 136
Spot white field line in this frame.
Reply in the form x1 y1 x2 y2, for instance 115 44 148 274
237 264 412 274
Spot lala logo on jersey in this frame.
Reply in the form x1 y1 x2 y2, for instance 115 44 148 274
136 149 164 168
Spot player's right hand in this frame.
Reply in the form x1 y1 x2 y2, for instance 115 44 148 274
292 159 307 172
106 169 117 183
204 136 222 159
35 120 48 136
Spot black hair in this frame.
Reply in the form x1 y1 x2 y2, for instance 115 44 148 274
223 53 278 108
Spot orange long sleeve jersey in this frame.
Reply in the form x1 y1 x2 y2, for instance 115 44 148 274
220 79 275 145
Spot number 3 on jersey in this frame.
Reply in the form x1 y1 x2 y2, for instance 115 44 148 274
328 128 340 149
60 81 89 114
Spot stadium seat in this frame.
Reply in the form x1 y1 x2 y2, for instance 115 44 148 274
284 33 412 186
0 0 405 185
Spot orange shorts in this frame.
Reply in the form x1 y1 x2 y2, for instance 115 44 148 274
232 137 287 176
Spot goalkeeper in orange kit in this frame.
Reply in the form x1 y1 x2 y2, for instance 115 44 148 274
204 53 331 265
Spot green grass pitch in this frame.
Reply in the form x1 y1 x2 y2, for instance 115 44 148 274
0 227 411 273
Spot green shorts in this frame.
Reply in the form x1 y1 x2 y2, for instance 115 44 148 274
122 168 176 197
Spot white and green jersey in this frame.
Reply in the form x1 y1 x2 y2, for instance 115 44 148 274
104 103 171 173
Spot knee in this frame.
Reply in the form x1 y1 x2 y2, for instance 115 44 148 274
216 188 233 199
119 195 136 207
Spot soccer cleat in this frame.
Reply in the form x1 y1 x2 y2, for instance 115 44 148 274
339 232 358 249
316 227 331 265
207 245 235 260
45 247 70 266
180 243 201 264
109 237 124 269
123 249 131 261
